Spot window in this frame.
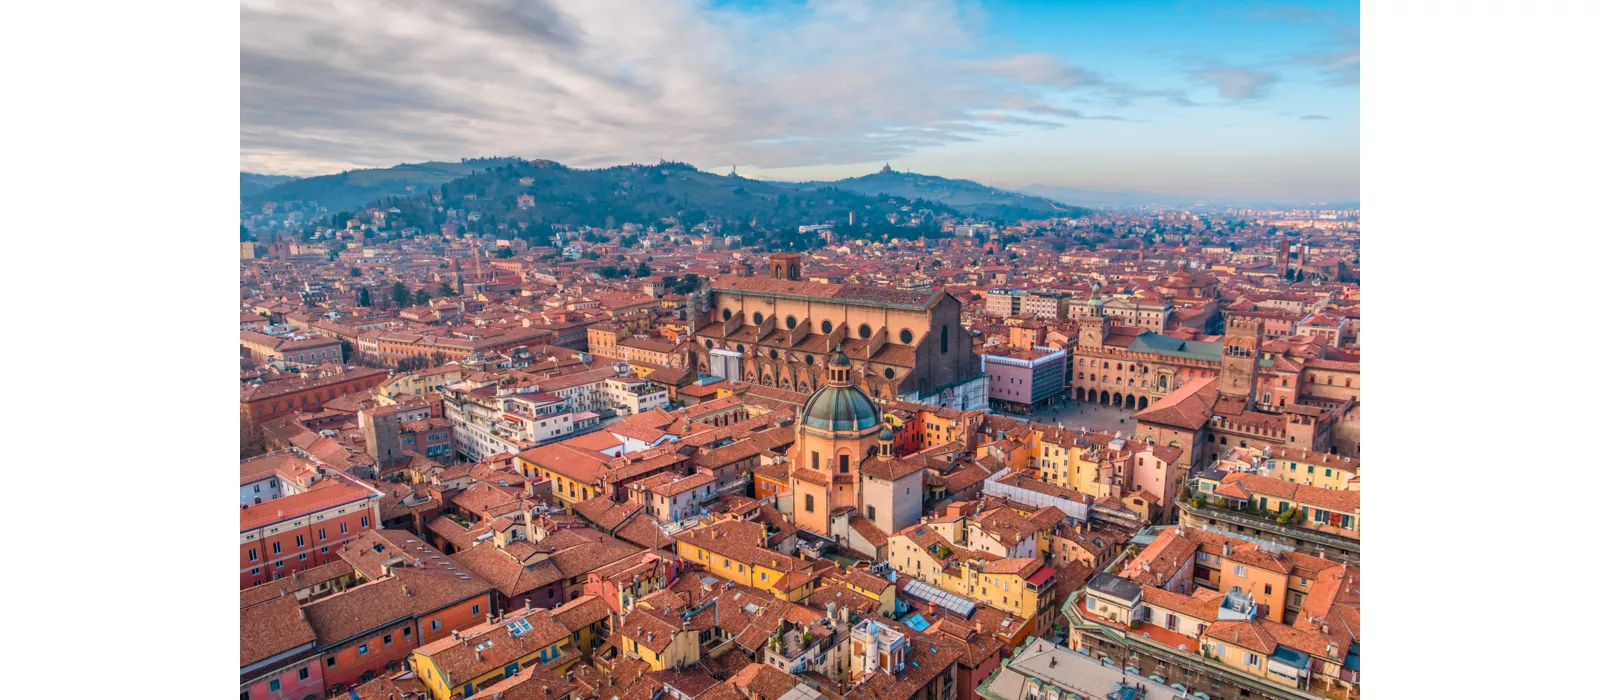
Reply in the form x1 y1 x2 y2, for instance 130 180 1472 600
403 627 412 637
358 644 368 656
326 657 337 668
298 667 310 681
805 494 815 512
1245 652 1261 667
1233 565 1247 577
1264 584 1273 595
249 548 258 562
820 320 833 334
940 325 949 353
383 633 393 645
858 323 873 339
340 522 348 535
431 620 441 631
812 451 820 470
295 535 305 547
839 454 850 473
272 542 282 555
900 328 913 344
867 505 876 521
472 604 481 616
268 680 280 693
722 308 732 321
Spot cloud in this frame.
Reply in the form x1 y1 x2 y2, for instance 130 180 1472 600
1294 46 1360 87
240 0 1182 174
1189 67 1279 100
1300 114 1330 120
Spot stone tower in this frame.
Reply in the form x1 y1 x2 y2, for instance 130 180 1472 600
771 252 804 281
1077 282 1110 348
1220 315 1264 409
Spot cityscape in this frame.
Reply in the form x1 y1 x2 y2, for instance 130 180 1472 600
238 3 1360 700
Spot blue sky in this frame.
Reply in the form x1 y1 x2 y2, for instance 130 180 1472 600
242 0 1358 203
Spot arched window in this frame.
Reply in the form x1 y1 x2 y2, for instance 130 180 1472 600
786 315 797 329
752 312 764 325
858 323 873 339
721 308 732 321
900 329 914 344
804 355 815 365
940 325 949 353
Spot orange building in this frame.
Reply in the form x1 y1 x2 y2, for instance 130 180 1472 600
241 367 389 422
240 453 383 588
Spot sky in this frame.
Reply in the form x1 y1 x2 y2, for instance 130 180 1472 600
240 0 1358 203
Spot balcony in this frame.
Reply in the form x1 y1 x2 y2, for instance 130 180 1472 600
1179 499 1359 564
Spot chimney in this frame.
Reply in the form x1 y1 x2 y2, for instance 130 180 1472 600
453 630 461 640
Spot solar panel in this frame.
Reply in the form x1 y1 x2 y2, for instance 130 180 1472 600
508 618 534 638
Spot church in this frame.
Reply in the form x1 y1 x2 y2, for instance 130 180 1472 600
687 253 986 410
783 348 925 554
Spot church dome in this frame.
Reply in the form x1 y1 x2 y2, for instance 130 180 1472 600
799 383 881 432
800 347 881 432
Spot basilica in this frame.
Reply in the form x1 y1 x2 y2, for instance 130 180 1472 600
782 348 925 555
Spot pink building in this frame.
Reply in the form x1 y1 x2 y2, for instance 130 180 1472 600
983 347 1068 411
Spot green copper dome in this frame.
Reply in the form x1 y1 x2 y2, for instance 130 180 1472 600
800 384 881 432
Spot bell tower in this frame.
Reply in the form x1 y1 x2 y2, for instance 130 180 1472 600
771 253 804 281
1220 315 1264 409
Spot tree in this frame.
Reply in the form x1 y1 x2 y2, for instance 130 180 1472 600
494 247 514 258
437 281 455 297
338 339 354 363
635 261 651 277
240 225 255 242
413 290 432 307
357 287 372 307
391 281 411 307
350 266 362 277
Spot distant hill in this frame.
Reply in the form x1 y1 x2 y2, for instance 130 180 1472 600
325 159 957 247
243 158 522 212
782 166 1093 221
1020 184 1359 211
240 172 300 198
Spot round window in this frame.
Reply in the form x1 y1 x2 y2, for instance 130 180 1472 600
820 320 833 334
805 355 815 365
752 312 764 325
884 368 896 380
769 349 779 360
899 329 913 344
786 315 797 330
736 344 745 353
721 308 731 321
704 339 713 349
858 324 873 339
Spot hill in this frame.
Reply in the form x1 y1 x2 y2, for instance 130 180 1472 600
782 166 1093 221
240 172 300 198
323 159 956 248
243 158 521 212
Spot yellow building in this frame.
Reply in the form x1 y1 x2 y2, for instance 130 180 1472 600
673 519 822 602
887 524 1057 636
410 607 578 700
515 443 609 506
615 605 701 671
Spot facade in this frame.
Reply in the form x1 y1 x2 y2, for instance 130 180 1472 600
690 255 985 410
242 367 389 423
240 453 383 588
982 346 1067 412
785 350 924 546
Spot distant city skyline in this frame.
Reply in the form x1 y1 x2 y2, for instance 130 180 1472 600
242 0 1358 202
